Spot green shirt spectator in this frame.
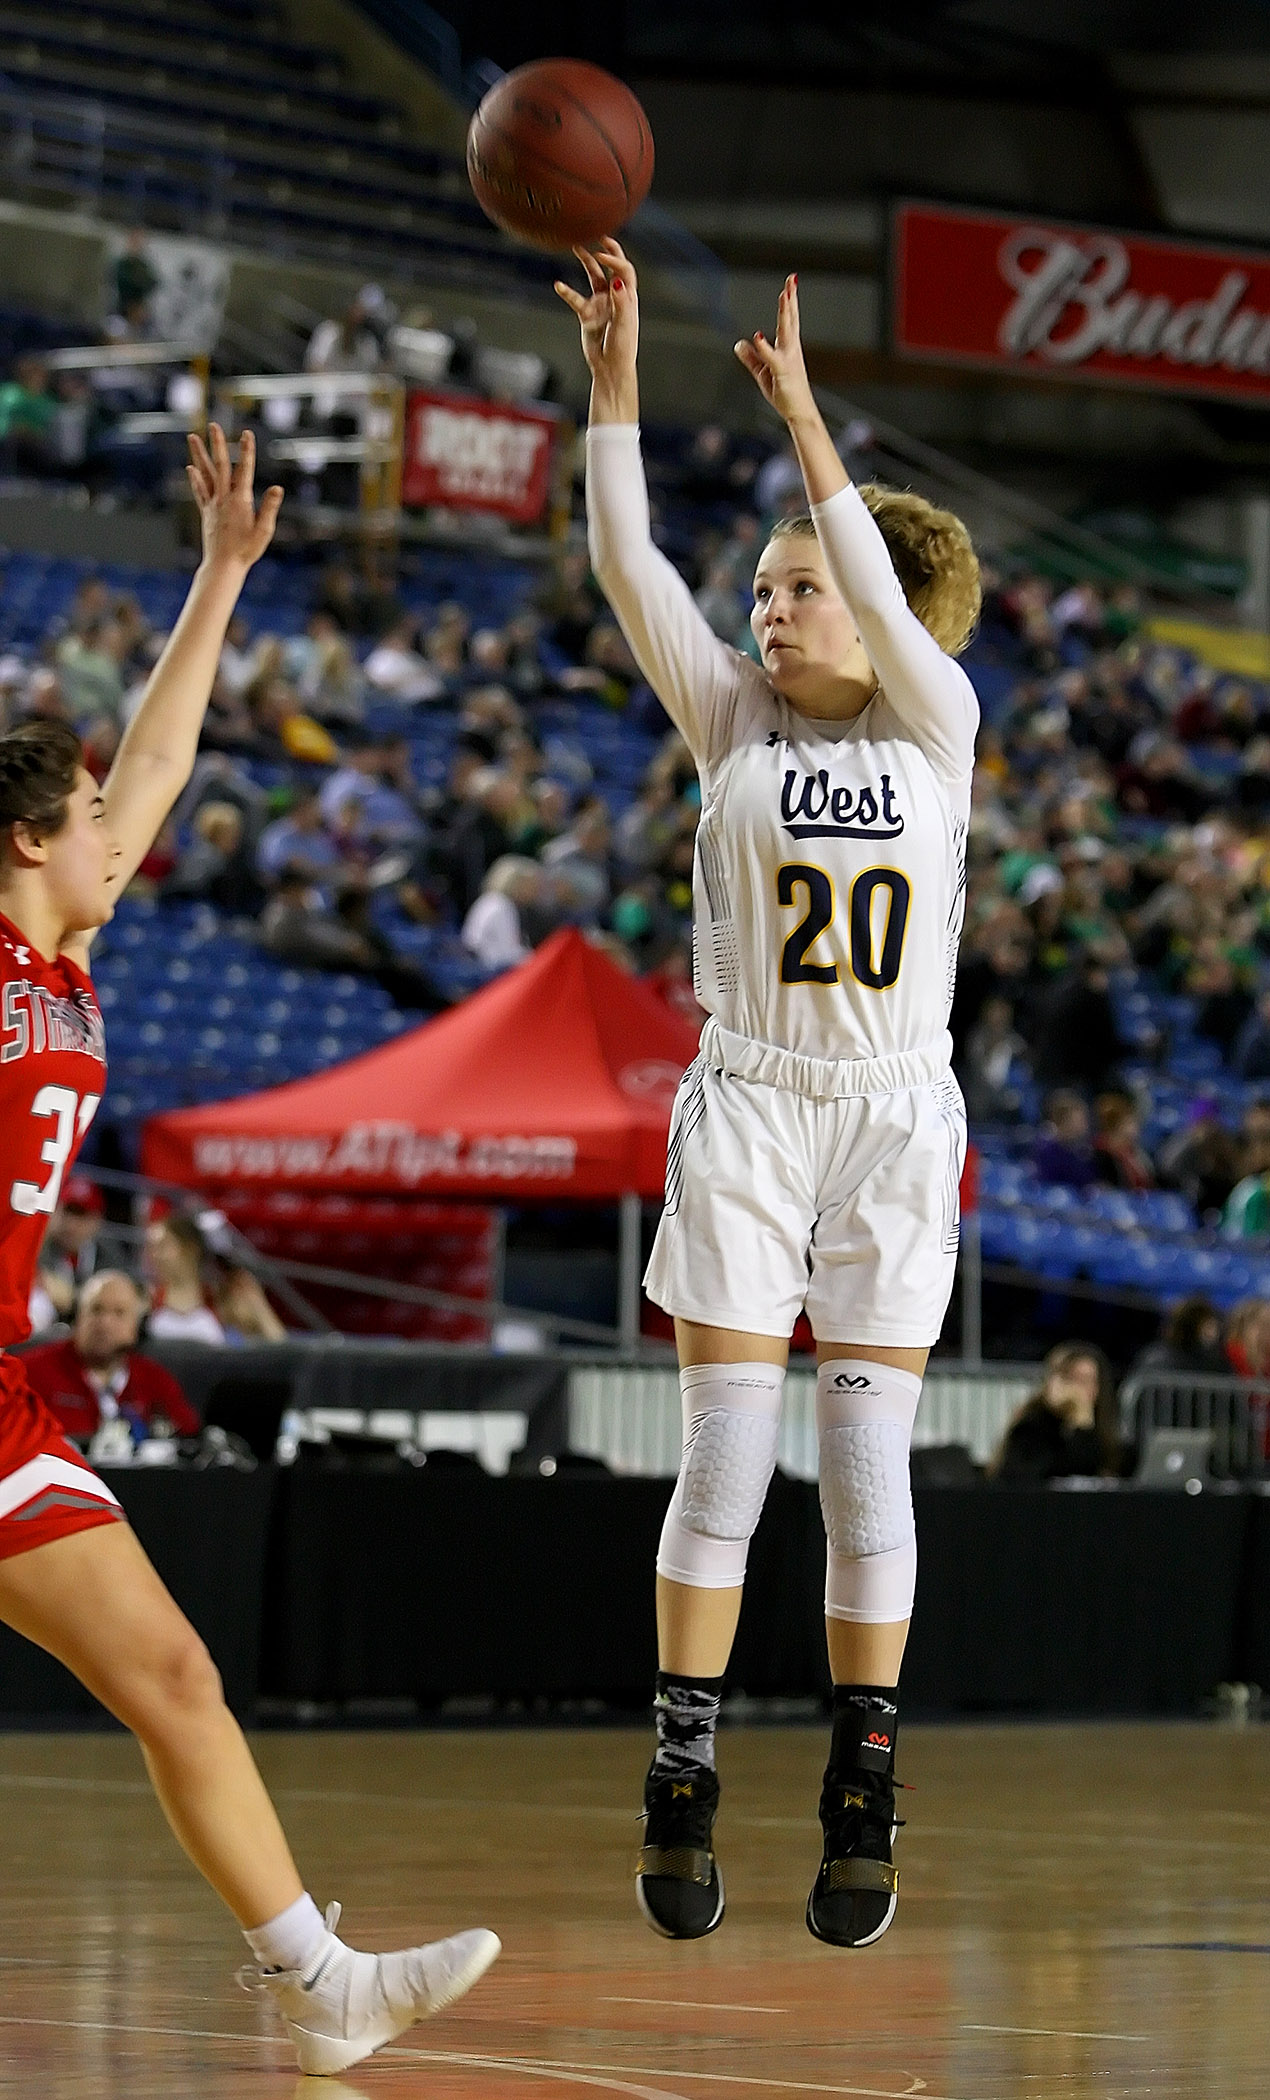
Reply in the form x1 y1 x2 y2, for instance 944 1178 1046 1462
1222 1173 1270 1238
0 360 56 443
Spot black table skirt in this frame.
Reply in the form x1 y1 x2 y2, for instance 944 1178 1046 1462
0 1471 1262 1721
261 1474 1260 1716
0 1467 274 1721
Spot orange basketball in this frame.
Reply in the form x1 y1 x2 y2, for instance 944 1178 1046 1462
467 58 654 251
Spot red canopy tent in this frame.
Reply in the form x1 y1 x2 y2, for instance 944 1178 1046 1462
140 931 702 1338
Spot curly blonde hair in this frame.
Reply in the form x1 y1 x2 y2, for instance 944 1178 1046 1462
770 486 982 658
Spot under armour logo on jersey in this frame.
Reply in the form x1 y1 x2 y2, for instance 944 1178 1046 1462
8 944 29 965
765 730 785 748
780 765 904 841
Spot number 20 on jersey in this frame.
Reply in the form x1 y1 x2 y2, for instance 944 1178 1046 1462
777 862 911 990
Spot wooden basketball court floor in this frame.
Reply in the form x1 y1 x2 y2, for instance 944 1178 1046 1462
0 1722 1266 2100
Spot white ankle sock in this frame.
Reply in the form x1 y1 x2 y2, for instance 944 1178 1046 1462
244 1892 329 1973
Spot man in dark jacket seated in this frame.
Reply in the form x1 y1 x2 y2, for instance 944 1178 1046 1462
22 1271 199 1444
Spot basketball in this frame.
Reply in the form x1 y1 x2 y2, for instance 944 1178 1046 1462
466 59 654 250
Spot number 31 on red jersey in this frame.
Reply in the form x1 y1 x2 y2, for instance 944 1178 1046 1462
10 1085 101 1217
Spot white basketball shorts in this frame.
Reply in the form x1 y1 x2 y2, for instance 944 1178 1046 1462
645 1056 967 1346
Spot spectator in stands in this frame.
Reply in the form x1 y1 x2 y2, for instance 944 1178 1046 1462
284 612 365 726
318 738 424 849
1232 988 1270 1081
55 618 129 725
461 856 541 969
541 796 612 913
164 800 264 916
22 1272 199 1445
304 286 387 383
0 355 58 473
1092 1093 1155 1190
109 230 159 335
959 995 1027 1123
1029 955 1122 1092
145 1215 227 1344
364 617 446 705
257 791 349 889
1032 1091 1097 1188
1158 1101 1242 1224
1224 1297 1270 1381
992 1342 1124 1481
331 888 451 1013
260 870 370 972
145 1214 286 1344
33 1175 111 1322
1223 1161 1270 1237
1190 944 1255 1053
1134 1295 1226 1378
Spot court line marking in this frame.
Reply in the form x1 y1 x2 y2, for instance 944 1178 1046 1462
601 1997 788 2015
962 2025 1148 2043
0 2016 685 2100
0 2015 977 2100
391 2049 956 2099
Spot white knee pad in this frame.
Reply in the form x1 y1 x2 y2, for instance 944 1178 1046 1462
656 1361 785 1589
817 1360 921 1624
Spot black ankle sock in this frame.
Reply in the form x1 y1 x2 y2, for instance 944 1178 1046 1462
652 1670 725 1777
829 1683 899 1776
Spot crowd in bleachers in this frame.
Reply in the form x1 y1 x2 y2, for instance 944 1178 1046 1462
1 392 1269 1354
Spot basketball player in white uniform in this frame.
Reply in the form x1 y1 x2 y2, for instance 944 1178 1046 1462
557 243 981 1947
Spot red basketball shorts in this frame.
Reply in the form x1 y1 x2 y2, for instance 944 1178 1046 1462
0 1353 123 1562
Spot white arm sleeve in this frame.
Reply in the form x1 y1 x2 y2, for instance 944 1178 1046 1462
810 482 979 787
586 424 744 766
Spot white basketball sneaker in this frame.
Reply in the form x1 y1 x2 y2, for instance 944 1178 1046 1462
240 1901 501 2076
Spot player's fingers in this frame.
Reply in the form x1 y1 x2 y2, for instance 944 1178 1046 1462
572 245 607 294
553 280 589 316
733 340 767 382
256 484 284 538
186 434 215 501
233 426 256 495
208 420 231 489
595 242 636 288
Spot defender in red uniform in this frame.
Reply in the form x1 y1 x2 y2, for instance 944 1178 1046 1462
0 910 123 1551
0 428 497 2075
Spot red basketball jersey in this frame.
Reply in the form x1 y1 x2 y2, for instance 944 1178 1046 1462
0 913 107 1345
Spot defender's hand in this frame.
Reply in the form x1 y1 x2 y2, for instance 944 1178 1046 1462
187 424 284 572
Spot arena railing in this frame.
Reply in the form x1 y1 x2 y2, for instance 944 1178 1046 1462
1119 1370 1269 1480
567 1361 1037 1477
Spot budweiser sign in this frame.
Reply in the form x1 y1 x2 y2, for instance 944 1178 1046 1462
892 201 1270 403
402 387 557 523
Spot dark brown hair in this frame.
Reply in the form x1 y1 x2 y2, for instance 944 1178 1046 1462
0 720 84 839
769 486 982 656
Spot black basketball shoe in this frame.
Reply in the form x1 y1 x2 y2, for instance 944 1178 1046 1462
636 1763 725 1940
806 1721 902 1948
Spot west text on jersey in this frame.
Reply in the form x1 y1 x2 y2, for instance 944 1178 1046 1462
780 766 905 841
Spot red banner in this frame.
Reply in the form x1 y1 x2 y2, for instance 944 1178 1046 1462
892 201 1270 404
402 389 557 522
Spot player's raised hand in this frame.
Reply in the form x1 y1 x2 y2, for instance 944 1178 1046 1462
186 424 284 572
735 275 818 426
554 237 639 390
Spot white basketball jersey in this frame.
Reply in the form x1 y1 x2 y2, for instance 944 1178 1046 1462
587 426 977 1073
692 692 967 1064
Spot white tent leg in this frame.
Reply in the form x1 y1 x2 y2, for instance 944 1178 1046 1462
618 1191 643 1355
